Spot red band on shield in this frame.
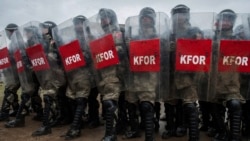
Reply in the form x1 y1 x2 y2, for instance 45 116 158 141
175 39 212 72
59 40 86 72
26 44 50 71
129 38 160 72
89 34 119 70
14 50 24 73
0 47 11 69
218 40 250 72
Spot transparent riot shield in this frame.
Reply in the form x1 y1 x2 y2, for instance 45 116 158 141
124 12 170 101
53 17 95 97
210 12 249 102
0 30 20 90
10 26 38 95
84 9 129 95
18 21 66 94
171 12 215 102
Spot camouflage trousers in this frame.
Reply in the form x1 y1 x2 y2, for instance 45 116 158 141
126 91 156 104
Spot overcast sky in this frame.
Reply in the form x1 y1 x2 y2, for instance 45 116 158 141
0 0 249 30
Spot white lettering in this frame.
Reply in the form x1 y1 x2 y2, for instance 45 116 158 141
96 50 115 63
31 57 45 67
133 55 156 65
16 61 22 69
222 56 248 66
0 57 9 65
65 54 82 65
180 55 206 65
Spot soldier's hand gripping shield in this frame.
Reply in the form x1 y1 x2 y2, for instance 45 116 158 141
84 9 129 94
0 30 20 90
52 17 95 98
10 22 40 95
210 12 250 102
124 11 170 101
172 12 215 101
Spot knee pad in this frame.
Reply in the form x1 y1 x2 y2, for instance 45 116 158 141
103 100 117 113
226 99 241 113
140 101 154 113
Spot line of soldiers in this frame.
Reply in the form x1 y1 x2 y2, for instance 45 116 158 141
0 4 249 141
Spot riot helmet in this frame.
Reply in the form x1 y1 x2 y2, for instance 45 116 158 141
24 25 40 46
98 8 119 33
171 4 191 34
139 7 156 28
5 23 18 39
216 9 236 31
39 21 56 35
73 15 87 34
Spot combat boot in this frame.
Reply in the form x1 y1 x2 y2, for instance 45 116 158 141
184 103 199 141
123 102 141 139
32 95 54 136
162 103 176 139
5 93 30 128
101 100 117 141
227 100 242 141
64 98 87 140
140 101 155 141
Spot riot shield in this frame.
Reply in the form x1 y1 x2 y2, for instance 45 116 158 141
84 9 129 94
210 12 249 102
10 24 38 95
171 12 215 102
19 21 66 94
124 12 170 101
53 17 95 97
0 30 20 90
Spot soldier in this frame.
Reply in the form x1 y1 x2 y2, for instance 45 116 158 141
162 4 201 141
210 9 245 141
85 8 128 141
124 7 170 141
0 24 20 121
29 21 68 136
5 24 40 128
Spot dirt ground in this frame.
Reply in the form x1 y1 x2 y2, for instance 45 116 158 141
0 114 213 141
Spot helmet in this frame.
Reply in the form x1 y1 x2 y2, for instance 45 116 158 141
216 9 236 30
139 7 156 27
99 8 118 26
5 23 18 39
171 4 190 16
73 15 87 25
39 21 56 29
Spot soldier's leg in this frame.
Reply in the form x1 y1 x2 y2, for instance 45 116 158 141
199 101 210 131
9 91 20 117
154 101 160 132
87 87 100 129
64 97 88 140
175 99 187 137
123 92 140 139
242 100 250 137
0 89 14 121
211 103 228 141
116 91 128 134
226 99 242 141
5 93 30 128
162 102 176 139
140 101 155 141
31 91 43 121
32 95 57 136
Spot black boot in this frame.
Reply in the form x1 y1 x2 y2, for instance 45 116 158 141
31 94 43 121
123 102 140 139
101 100 117 141
9 92 19 117
227 100 242 141
87 87 100 129
5 93 30 128
162 103 176 139
175 100 187 137
0 89 14 121
211 103 228 141
32 95 54 136
64 97 87 140
116 91 128 134
184 103 199 141
140 101 155 141
154 102 160 132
